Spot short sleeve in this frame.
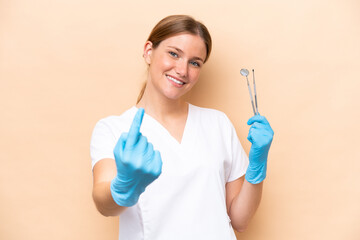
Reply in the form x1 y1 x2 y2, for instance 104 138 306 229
90 119 117 170
226 117 249 182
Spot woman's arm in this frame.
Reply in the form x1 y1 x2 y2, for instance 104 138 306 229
227 114 273 232
226 177 263 232
92 158 127 216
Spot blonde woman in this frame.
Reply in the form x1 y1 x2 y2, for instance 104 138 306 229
91 15 274 239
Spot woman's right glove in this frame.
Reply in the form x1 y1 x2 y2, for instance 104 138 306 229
110 108 162 207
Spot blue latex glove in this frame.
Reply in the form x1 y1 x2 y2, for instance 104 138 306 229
245 114 274 184
110 108 162 207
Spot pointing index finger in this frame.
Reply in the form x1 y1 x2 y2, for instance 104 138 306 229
126 108 145 146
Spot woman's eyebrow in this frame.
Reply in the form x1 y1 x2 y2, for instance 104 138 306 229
168 46 204 63
168 46 184 53
192 56 204 63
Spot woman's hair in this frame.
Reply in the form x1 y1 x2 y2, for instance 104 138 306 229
137 15 212 103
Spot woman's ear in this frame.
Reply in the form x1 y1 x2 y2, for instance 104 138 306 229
143 41 153 64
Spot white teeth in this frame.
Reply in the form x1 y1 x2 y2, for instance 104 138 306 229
167 75 184 85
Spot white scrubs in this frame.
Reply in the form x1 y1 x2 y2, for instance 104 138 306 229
90 104 249 240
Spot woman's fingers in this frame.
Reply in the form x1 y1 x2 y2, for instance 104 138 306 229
126 108 145 149
247 114 269 126
247 115 274 147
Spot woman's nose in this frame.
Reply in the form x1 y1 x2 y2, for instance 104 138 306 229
175 59 188 78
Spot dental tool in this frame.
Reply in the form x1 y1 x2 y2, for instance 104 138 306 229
252 69 259 114
240 68 258 116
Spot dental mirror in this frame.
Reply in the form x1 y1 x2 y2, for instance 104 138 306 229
240 69 249 77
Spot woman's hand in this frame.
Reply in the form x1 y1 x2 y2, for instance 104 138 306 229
245 114 274 184
110 108 163 207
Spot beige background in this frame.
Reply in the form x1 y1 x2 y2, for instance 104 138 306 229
1 0 359 239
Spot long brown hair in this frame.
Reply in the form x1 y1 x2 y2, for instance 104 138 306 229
136 15 212 103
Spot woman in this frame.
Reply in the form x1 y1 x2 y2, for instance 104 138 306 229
91 15 274 239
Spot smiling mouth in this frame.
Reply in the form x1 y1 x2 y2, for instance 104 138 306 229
166 75 185 85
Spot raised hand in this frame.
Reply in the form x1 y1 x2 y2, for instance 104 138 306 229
245 114 274 184
110 108 163 207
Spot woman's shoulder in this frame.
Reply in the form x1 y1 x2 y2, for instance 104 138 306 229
189 103 231 124
189 104 227 118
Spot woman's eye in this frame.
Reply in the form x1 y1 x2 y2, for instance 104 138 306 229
169 51 178 57
190 61 200 67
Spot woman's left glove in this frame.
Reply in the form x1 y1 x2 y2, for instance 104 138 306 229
245 114 274 184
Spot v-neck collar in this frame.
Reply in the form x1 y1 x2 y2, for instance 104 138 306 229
133 103 193 147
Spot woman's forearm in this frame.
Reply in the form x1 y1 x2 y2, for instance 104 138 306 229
229 180 263 232
92 181 127 216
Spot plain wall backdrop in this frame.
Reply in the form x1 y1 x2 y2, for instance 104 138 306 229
1 0 359 239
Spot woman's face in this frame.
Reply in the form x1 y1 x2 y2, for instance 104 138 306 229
144 33 207 100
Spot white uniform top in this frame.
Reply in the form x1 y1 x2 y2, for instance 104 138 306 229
90 104 249 240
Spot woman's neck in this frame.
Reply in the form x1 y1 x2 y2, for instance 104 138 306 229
136 84 188 122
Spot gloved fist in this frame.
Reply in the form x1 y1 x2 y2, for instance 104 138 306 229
111 108 162 207
245 114 274 184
